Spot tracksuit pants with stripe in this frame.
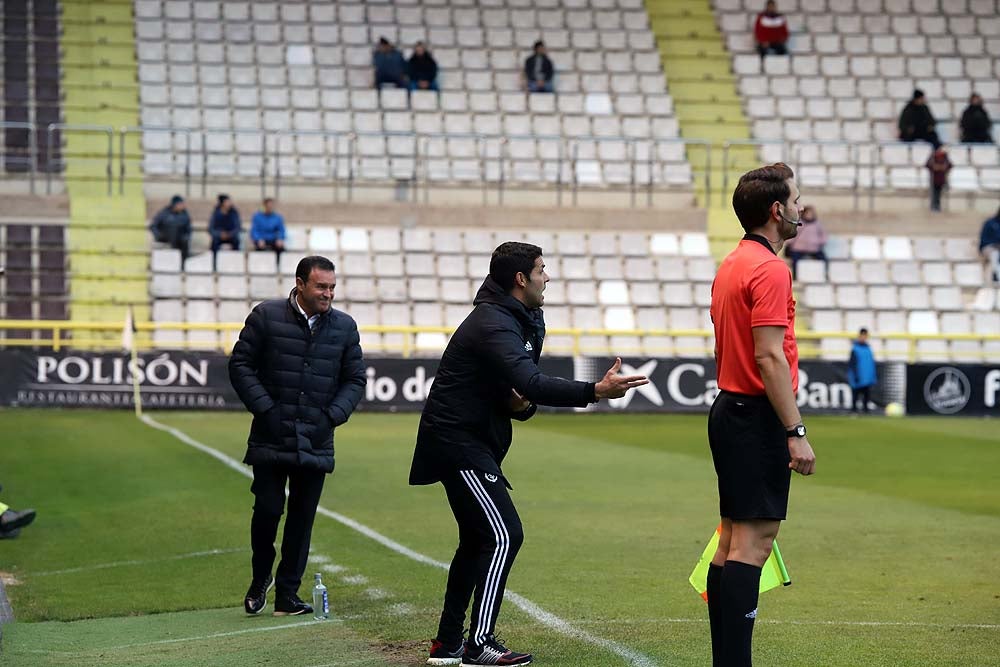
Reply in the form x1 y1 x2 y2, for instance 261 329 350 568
437 469 524 647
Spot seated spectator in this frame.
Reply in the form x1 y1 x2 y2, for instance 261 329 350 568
149 195 192 263
899 90 941 148
783 205 827 278
251 197 286 258
407 41 439 92
209 193 241 260
754 1 789 58
373 37 407 89
979 207 1000 284
0 484 36 540
523 40 554 93
960 93 994 144
925 146 952 212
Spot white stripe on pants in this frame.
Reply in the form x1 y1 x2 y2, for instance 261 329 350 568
460 470 511 646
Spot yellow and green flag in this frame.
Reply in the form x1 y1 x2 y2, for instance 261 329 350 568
689 524 791 601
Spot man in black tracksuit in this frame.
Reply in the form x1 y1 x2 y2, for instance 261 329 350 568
411 242 648 666
230 255 366 617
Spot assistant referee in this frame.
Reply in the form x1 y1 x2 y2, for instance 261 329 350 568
706 163 816 667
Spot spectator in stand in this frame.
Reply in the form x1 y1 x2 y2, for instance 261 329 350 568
373 37 407 90
925 146 952 212
407 41 439 92
149 195 192 263
251 198 286 258
979 207 1000 284
960 93 994 144
783 205 827 279
847 328 877 415
754 1 789 58
523 40 555 93
209 194 242 265
899 90 941 148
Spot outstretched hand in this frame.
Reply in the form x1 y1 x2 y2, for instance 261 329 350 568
594 357 649 400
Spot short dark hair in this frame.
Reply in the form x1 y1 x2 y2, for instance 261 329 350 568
912 89 925 100
533 40 545 50
217 193 230 205
296 256 336 284
263 197 274 205
859 327 869 335
489 242 543 291
732 162 795 232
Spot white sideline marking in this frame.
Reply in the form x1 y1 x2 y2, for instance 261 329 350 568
32 548 246 577
570 617 1000 630
341 574 369 585
322 564 347 575
141 414 660 667
27 618 331 655
308 554 333 565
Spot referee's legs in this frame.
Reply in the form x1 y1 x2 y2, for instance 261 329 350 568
437 470 524 648
710 519 781 667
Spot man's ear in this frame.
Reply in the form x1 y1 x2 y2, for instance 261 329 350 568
514 272 527 288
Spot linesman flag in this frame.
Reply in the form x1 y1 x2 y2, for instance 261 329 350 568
689 524 791 601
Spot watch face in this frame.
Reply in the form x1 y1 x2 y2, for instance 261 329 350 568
795 425 806 437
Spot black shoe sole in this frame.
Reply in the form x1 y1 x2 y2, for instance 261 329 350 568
1 510 35 531
272 608 311 616
244 577 275 616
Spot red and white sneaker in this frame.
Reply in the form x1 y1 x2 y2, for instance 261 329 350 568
427 638 465 665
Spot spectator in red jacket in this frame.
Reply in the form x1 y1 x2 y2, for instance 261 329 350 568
925 146 952 212
754 1 789 58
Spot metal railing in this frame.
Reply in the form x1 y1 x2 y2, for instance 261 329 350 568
5 121 999 208
45 123 115 196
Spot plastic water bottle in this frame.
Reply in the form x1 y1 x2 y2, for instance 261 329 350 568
312 573 329 620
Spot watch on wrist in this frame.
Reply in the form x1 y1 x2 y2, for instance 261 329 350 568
786 424 806 439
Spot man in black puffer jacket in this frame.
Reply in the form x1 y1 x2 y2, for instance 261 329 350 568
412 242 648 667
230 255 366 617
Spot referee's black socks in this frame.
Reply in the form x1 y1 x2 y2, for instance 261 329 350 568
706 562 724 667
721 560 762 667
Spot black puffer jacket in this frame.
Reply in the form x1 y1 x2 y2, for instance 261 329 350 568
229 290 366 472
409 277 596 485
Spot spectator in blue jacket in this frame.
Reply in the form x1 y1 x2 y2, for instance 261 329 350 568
251 198 286 258
373 37 407 89
979 207 1000 284
847 328 877 414
209 194 241 267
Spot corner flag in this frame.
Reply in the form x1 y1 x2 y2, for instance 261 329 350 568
689 524 791 601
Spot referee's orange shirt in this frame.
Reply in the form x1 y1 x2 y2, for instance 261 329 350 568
710 235 799 395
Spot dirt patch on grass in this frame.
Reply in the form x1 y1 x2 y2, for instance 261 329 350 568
370 639 426 666
0 572 20 586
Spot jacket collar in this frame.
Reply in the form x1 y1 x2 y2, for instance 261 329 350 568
473 276 545 338
287 289 330 327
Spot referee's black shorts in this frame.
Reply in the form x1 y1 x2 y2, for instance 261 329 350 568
708 390 791 521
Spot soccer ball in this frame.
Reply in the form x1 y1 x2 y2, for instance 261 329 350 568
884 402 905 418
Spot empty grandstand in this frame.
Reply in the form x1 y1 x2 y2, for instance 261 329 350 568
0 0 997 364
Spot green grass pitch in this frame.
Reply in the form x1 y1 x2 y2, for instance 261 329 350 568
0 409 998 666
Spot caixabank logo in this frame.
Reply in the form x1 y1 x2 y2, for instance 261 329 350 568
922 366 972 415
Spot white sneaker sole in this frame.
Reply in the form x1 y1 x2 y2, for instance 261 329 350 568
426 658 462 666
244 577 275 616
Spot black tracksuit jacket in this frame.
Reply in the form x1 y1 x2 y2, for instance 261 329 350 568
409 277 596 485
